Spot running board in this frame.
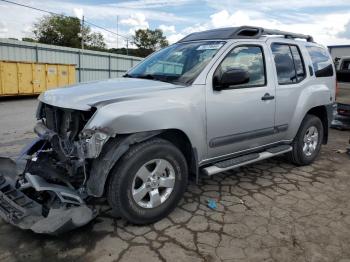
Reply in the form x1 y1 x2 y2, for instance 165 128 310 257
202 145 292 176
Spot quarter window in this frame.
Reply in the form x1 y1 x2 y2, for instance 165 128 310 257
271 43 305 84
215 45 266 88
290 46 306 81
306 46 334 77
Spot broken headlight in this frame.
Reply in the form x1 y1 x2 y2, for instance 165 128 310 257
79 130 110 159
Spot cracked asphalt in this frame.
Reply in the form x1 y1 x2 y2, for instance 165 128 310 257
1 97 350 262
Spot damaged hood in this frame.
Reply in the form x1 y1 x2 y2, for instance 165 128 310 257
39 78 184 111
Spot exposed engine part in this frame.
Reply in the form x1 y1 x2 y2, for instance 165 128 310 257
36 103 96 160
78 130 110 159
0 103 104 234
34 122 56 141
34 115 109 160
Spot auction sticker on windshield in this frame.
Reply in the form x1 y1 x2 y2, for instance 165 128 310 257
197 43 224 50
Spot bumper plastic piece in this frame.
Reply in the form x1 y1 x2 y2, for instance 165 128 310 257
0 157 96 235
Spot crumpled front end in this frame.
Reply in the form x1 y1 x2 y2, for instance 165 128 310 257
0 103 109 234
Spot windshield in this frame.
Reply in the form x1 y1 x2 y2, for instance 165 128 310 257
125 41 226 86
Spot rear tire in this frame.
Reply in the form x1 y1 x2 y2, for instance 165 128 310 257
107 138 188 225
288 114 324 166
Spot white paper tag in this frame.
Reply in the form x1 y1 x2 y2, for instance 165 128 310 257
197 43 224 50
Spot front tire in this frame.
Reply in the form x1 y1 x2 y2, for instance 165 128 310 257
288 114 324 166
107 138 188 225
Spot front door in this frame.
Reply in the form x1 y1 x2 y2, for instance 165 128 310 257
206 43 277 159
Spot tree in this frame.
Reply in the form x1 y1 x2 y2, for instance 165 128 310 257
109 48 140 57
22 37 36 43
33 14 106 50
85 32 106 51
132 29 168 57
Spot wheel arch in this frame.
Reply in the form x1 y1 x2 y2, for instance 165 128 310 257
157 129 199 181
86 128 198 197
305 105 331 144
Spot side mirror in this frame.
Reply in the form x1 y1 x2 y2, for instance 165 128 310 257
214 68 250 90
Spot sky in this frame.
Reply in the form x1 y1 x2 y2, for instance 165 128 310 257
0 0 350 48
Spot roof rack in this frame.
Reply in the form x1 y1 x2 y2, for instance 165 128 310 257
262 28 314 42
178 26 314 43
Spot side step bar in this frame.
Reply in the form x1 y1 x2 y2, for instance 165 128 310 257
202 145 292 176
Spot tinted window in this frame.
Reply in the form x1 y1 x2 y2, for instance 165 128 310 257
290 46 306 81
306 46 334 77
271 44 305 84
216 46 265 88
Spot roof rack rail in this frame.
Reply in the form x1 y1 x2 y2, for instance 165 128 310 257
177 26 314 43
261 28 314 42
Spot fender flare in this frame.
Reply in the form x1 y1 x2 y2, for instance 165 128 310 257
86 130 162 197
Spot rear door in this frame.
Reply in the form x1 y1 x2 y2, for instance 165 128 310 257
267 40 308 142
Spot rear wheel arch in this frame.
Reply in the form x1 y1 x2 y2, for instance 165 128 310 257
305 105 329 144
288 114 324 165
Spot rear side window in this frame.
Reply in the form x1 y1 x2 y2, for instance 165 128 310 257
271 43 305 84
306 46 334 77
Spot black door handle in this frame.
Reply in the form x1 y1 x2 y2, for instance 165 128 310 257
261 93 275 101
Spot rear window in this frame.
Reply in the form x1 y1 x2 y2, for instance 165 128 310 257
306 46 334 77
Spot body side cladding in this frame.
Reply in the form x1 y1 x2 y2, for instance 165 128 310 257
209 124 289 148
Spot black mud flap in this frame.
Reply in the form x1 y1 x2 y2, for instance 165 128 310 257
0 157 97 235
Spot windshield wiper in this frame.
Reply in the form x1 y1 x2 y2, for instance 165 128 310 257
125 74 180 85
134 74 155 80
123 73 133 78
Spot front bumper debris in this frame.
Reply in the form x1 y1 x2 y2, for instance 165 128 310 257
0 157 96 235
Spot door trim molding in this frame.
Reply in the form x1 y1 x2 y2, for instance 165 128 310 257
209 124 288 148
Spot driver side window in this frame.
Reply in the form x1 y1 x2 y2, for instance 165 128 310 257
216 45 266 88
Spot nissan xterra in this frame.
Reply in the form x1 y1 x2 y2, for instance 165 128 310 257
0 26 336 234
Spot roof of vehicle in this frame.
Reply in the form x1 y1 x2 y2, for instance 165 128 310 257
178 26 314 43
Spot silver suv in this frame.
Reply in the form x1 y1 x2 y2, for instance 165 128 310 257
0 26 336 234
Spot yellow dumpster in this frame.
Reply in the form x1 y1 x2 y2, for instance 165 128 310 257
0 61 76 96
